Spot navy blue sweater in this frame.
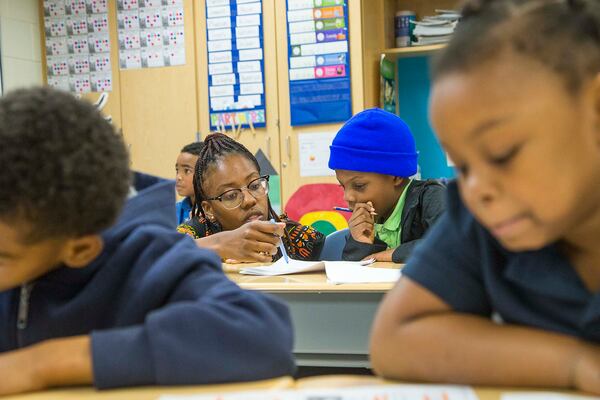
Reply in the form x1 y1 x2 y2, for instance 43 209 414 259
0 175 295 389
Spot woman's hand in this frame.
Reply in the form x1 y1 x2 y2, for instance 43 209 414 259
198 220 285 263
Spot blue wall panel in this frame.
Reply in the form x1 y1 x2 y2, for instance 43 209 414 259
396 56 455 179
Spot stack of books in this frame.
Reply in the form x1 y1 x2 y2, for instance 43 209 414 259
411 9 460 46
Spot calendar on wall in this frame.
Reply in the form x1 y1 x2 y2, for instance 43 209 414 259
44 0 113 93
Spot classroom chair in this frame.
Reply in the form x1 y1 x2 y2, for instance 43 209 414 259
320 228 350 261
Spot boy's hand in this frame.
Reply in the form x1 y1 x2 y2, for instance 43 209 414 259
364 248 394 262
218 220 285 263
0 335 92 396
349 202 376 244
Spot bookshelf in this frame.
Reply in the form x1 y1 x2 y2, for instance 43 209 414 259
360 0 458 179
360 0 458 108
382 44 446 60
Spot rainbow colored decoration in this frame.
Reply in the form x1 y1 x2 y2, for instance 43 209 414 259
285 183 349 236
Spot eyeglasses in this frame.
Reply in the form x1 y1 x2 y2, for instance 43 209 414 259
205 176 270 209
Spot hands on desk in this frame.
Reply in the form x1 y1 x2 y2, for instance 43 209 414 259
371 277 600 395
364 249 394 262
195 220 286 263
0 335 92 396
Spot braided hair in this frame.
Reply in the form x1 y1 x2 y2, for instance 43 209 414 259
434 0 600 93
191 133 280 234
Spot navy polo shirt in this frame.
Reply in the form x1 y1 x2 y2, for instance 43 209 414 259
403 181 600 341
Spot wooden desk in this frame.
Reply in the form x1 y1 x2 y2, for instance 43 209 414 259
225 262 400 368
3 377 293 400
4 374 586 399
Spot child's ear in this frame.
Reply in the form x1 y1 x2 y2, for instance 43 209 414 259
201 200 216 222
61 235 104 269
392 176 405 188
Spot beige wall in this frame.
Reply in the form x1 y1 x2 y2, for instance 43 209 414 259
0 0 42 92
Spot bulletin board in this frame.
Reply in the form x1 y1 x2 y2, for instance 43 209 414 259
116 0 186 70
204 0 267 131
285 0 352 126
43 0 113 93
39 0 202 178
38 0 365 207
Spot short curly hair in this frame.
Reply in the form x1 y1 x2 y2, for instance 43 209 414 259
0 87 131 243
180 141 204 156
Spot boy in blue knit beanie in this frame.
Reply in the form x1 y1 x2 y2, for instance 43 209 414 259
328 108 446 263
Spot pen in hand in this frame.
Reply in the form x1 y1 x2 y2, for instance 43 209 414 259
269 218 289 264
333 206 377 216
333 206 352 212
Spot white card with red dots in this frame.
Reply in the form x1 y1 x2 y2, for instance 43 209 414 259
44 0 112 93
117 1 186 69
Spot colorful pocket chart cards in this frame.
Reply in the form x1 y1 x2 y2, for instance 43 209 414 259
117 0 186 70
44 0 112 93
205 0 267 130
286 0 352 125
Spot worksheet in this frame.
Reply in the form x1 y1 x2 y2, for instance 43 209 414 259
502 394 600 400
160 383 478 400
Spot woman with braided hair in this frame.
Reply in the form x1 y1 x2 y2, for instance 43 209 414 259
370 0 600 394
177 133 324 263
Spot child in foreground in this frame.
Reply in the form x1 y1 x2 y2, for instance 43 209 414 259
0 88 294 396
370 0 600 394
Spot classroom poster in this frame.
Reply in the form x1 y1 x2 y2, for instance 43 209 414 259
286 0 352 126
205 0 267 130
117 0 186 70
43 0 112 93
297 131 336 177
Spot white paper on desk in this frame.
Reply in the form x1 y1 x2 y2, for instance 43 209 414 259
301 384 478 399
502 393 600 400
158 383 477 400
325 261 401 284
239 258 325 276
159 391 290 400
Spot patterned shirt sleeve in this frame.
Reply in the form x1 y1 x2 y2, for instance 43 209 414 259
176 216 210 239
282 219 325 261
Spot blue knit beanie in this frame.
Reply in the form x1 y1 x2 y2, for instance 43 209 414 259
328 108 418 177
